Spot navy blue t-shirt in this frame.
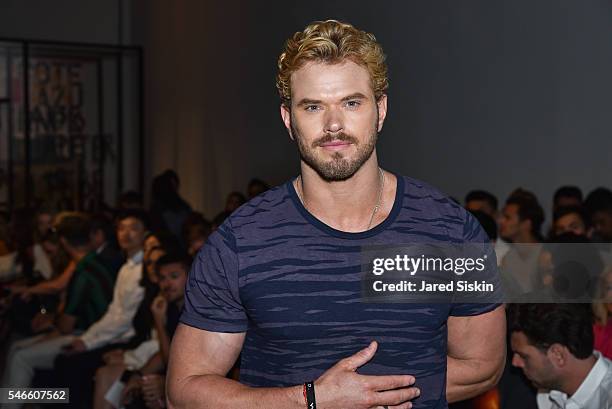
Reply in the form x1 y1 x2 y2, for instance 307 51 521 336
181 175 501 409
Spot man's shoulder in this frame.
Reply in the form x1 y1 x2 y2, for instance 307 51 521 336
399 175 466 219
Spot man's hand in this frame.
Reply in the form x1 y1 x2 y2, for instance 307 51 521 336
121 373 143 406
150 295 167 325
141 374 166 409
315 341 419 409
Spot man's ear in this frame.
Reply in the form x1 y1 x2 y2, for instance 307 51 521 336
280 103 294 141
376 94 388 132
547 344 568 367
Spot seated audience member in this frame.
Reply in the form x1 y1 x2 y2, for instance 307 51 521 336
509 303 612 409
211 210 231 232
0 208 54 282
553 186 583 213
584 188 612 267
2 214 113 394
594 269 612 359
182 213 211 257
499 189 546 294
225 192 246 213
54 209 148 406
92 248 171 409
247 178 269 199
465 190 510 265
465 190 499 218
107 253 190 409
469 210 498 242
90 213 124 277
551 206 588 239
149 170 192 244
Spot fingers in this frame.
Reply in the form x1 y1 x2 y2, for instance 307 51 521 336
361 374 415 391
373 387 420 408
344 341 378 370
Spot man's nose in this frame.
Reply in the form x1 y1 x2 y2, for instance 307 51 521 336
324 107 344 134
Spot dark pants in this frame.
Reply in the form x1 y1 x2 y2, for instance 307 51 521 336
51 342 132 409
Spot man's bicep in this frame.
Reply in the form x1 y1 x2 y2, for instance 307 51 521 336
447 305 506 360
168 323 245 379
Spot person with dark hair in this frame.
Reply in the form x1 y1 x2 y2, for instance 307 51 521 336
553 186 583 212
465 190 499 218
90 213 124 278
499 189 546 294
168 19 505 409
2 213 113 393
149 170 192 244
182 213 212 257
509 303 612 409
54 210 147 406
225 191 246 213
469 210 498 242
99 252 190 409
551 206 588 239
247 178 269 199
584 188 612 268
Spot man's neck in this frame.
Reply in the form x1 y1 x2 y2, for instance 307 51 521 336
513 231 539 244
297 156 395 233
560 354 597 396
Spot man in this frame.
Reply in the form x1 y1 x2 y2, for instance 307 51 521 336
168 20 505 409
499 189 546 295
584 188 612 268
465 190 499 218
2 214 113 398
553 186 583 213
465 190 510 265
552 207 588 238
509 303 612 409
90 213 124 278
54 209 148 407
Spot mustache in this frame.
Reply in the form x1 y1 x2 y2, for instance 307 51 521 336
312 132 358 148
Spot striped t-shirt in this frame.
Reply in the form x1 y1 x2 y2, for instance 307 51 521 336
181 174 501 409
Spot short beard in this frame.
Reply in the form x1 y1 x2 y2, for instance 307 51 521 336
291 110 379 182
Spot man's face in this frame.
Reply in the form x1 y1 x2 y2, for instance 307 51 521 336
554 213 586 237
511 331 560 390
157 262 188 303
499 204 524 242
280 60 387 181
466 200 496 217
116 217 146 253
592 210 612 242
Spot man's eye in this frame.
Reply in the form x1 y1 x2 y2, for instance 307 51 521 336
345 100 361 108
305 105 320 112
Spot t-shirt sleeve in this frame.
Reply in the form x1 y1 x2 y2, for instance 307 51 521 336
450 209 503 317
180 221 248 332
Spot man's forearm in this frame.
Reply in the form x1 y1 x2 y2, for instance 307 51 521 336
168 375 305 409
446 354 505 403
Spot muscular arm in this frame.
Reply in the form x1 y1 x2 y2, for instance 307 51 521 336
167 324 418 409
166 324 303 409
446 305 506 403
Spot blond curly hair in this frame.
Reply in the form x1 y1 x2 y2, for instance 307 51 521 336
276 20 388 105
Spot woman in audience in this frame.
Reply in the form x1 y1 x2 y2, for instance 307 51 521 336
593 269 612 359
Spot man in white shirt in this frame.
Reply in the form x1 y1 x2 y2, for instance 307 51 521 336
510 303 612 409
54 209 148 407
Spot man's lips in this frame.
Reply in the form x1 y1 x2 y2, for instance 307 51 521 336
319 140 352 151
